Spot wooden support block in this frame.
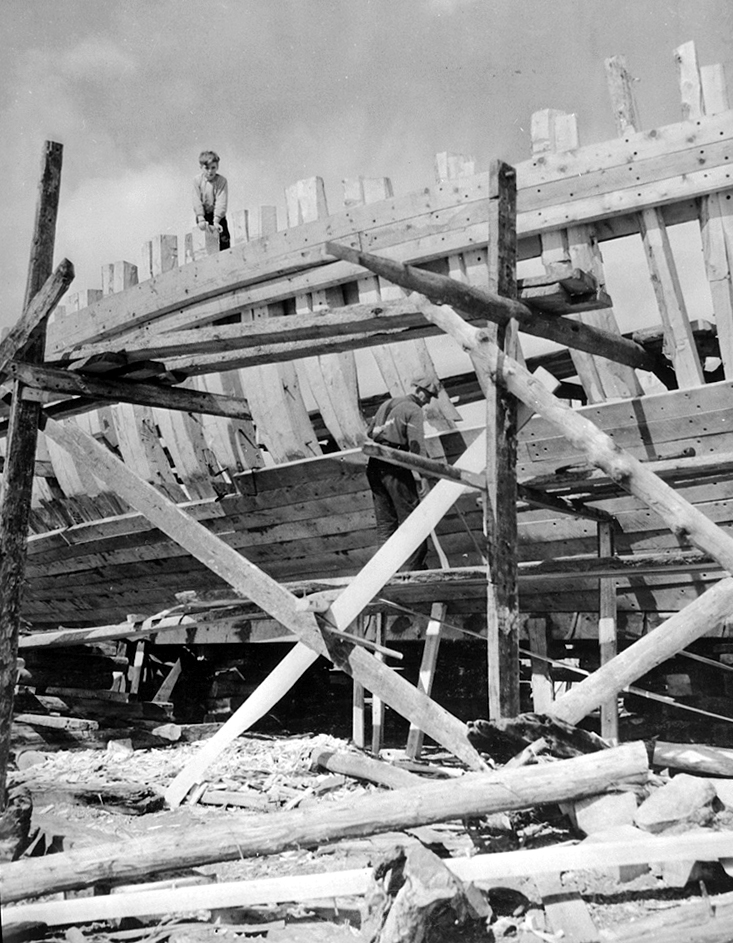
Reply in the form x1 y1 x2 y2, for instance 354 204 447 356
229 209 249 246
64 288 102 312
101 261 138 296
139 235 178 282
184 226 220 262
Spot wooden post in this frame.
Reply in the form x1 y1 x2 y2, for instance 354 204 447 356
370 614 385 755
0 141 63 806
485 160 520 720
598 521 619 741
527 616 553 713
405 602 447 758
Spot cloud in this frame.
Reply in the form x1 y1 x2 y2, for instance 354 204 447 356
60 37 137 80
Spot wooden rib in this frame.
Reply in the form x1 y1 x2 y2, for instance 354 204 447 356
676 42 733 379
605 55 704 388
531 109 643 402
44 108 733 355
287 176 366 450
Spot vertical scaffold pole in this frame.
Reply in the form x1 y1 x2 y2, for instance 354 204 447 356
0 141 63 806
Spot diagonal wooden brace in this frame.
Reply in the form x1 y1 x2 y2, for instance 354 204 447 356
42 417 487 807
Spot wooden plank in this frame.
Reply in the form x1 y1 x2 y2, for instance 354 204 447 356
598 521 619 741
8 828 733 930
370 614 385 755
0 141 63 805
535 872 601 943
239 361 322 462
605 55 704 388
5 361 257 421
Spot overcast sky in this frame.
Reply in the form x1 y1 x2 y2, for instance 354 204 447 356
3 0 732 353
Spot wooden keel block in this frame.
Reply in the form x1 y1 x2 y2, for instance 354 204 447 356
101 261 138 296
139 235 178 282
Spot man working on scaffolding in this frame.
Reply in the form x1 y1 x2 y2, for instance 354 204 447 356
365 373 439 571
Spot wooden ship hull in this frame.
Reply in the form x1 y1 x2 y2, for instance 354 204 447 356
11 46 733 653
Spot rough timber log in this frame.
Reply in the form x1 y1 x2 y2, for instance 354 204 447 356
484 159 520 719
0 141 63 807
324 242 656 375
4 362 253 422
0 742 648 902
8 832 733 930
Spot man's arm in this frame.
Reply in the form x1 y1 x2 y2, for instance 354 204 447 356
405 402 427 456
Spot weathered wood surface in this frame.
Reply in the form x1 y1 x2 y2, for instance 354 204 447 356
42 416 486 778
0 741 648 902
325 242 654 373
18 377 733 627
606 55 704 388
43 107 733 355
0 142 63 807
484 160 520 719
7 830 733 930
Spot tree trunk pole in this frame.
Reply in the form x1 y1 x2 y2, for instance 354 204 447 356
0 141 62 806
485 161 520 719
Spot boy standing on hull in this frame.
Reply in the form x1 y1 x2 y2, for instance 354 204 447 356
366 374 439 571
192 150 230 250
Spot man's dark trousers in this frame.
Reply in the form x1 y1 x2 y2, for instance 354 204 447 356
366 457 428 570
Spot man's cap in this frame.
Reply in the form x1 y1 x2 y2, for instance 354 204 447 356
411 373 439 398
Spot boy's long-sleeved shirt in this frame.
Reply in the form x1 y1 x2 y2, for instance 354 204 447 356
192 172 228 220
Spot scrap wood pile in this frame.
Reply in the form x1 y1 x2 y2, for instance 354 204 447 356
3 717 733 943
